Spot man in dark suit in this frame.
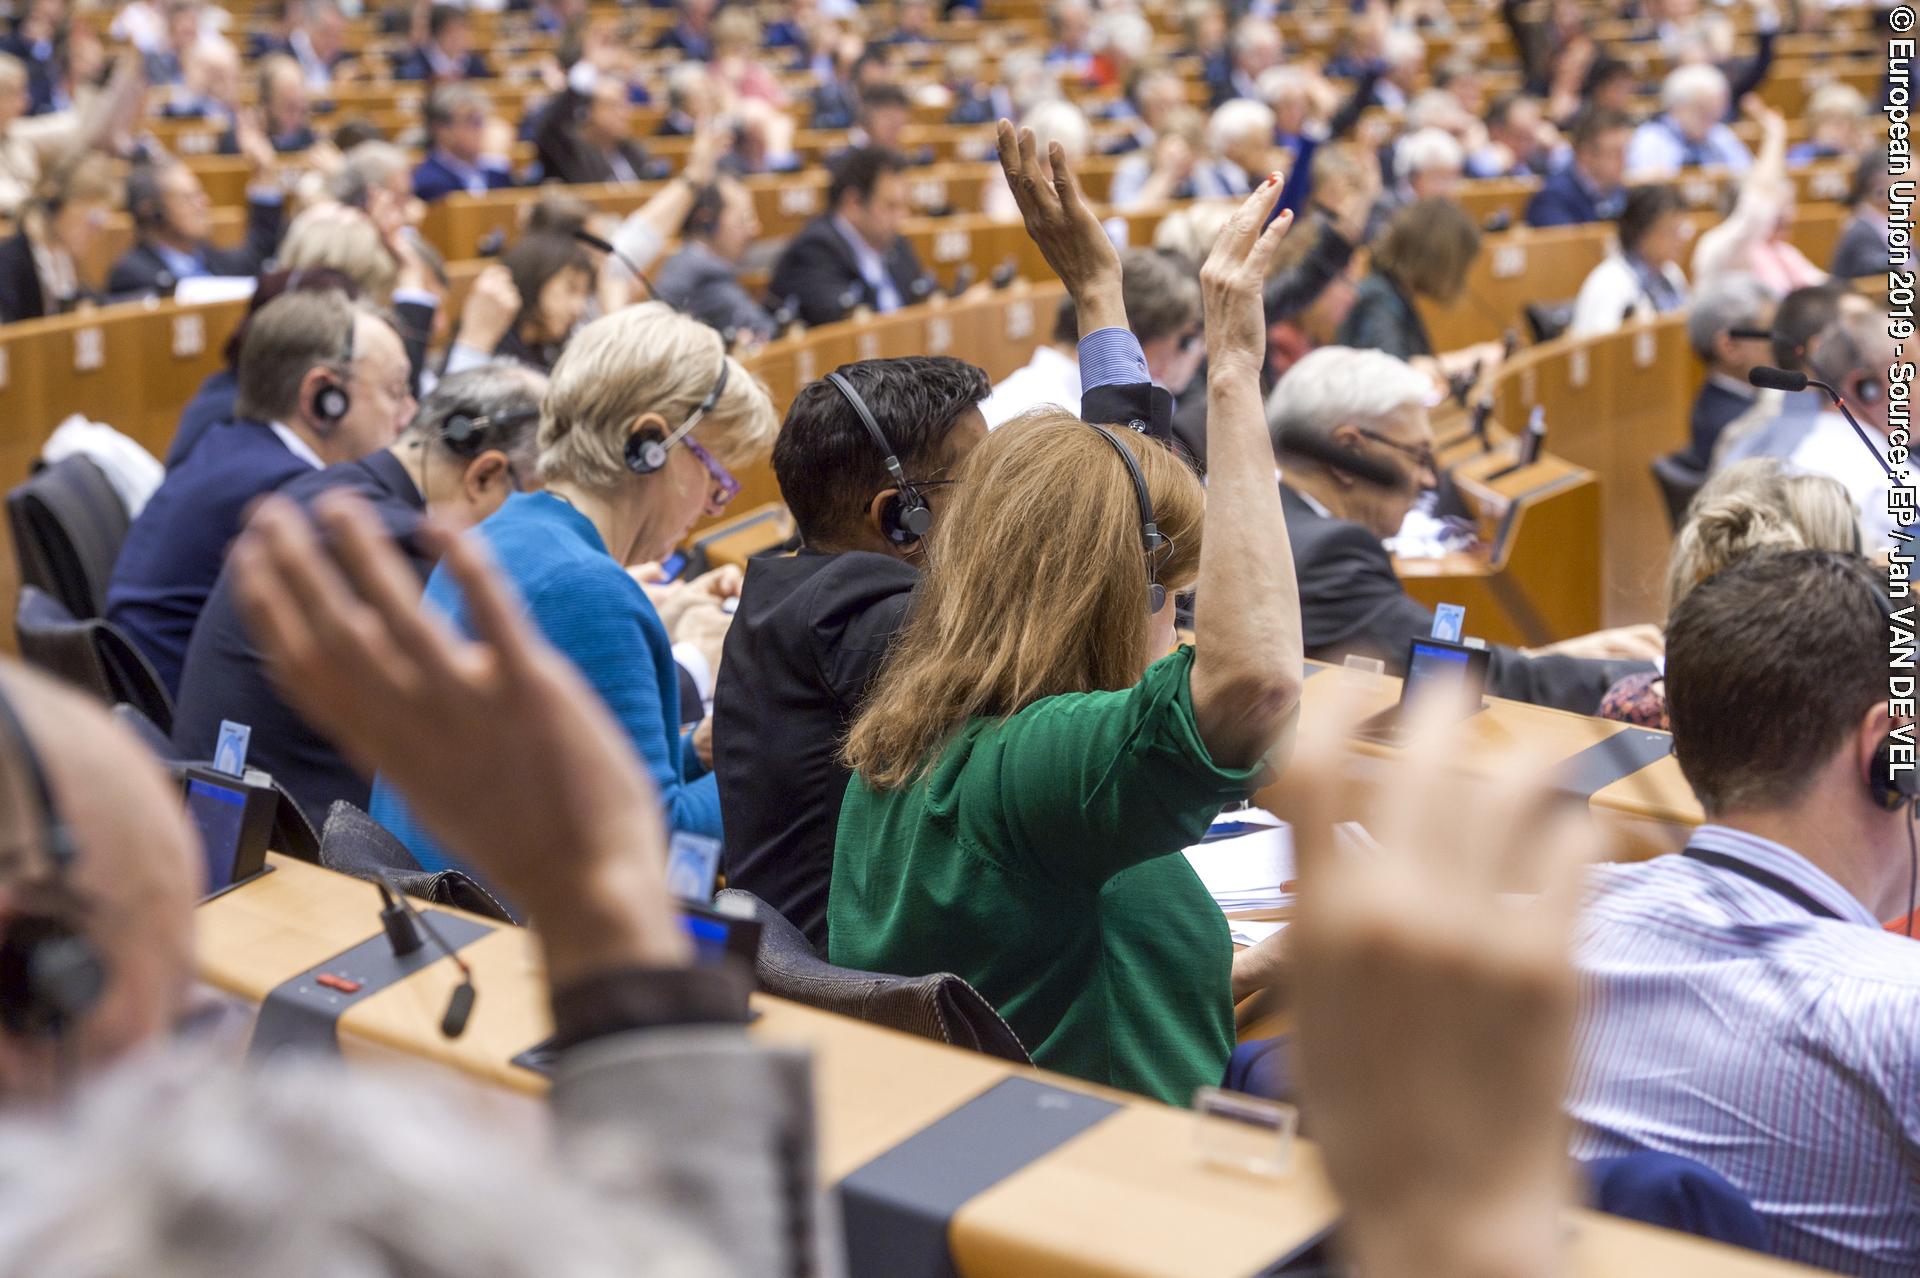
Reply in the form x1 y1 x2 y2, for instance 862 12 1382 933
531 63 658 185
173 364 539 827
1831 147 1893 280
651 0 716 60
1681 274 1774 469
107 153 286 298
393 4 491 82
412 83 514 202
767 147 931 327
1525 108 1632 229
1269 345 1659 715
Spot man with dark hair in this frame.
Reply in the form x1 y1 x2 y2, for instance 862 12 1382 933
1467 91 1555 179
107 150 284 297
107 292 416 695
413 83 514 202
531 58 658 186
1568 549 1920 1275
1715 281 1869 468
767 147 931 326
653 177 775 341
714 127 1175 945
393 5 490 82
174 363 542 824
1524 108 1631 228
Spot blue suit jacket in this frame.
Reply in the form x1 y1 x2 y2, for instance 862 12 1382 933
1525 166 1625 228
411 153 514 203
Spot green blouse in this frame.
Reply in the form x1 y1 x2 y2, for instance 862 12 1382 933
829 647 1261 1105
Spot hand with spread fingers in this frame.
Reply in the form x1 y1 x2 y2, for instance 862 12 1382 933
1200 173 1294 375
228 492 690 981
994 118 1126 333
1287 685 1590 1278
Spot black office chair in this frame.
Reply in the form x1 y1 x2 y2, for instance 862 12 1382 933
1524 300 1576 345
1651 451 1708 531
318 801 516 922
6 454 130 620
112 702 176 760
715 888 1030 1063
14 586 174 733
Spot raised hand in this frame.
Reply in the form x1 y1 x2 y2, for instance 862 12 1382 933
1286 684 1590 1278
994 119 1122 309
453 264 522 355
229 492 690 980
1199 174 1293 375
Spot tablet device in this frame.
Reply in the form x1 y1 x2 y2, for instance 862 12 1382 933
181 765 276 899
1354 637 1492 745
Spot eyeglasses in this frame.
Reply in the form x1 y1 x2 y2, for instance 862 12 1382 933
1354 427 1439 477
1178 326 1203 353
684 435 741 506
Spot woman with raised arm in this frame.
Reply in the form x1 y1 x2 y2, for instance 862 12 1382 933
828 129 1304 1106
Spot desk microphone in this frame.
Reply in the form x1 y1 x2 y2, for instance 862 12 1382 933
373 870 478 1039
572 229 656 301
1747 365 1897 481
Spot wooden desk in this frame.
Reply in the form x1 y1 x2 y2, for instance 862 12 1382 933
197 857 1829 1277
1259 663 1700 861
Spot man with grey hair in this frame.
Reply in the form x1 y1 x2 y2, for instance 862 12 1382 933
1782 306 1902 553
1270 346 1660 713
1197 97 1279 197
1627 64 1752 177
174 362 545 824
1681 273 1775 467
326 138 414 211
1392 126 1465 203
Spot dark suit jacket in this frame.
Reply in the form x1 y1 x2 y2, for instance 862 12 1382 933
1685 379 1754 469
392 47 491 81
216 124 318 155
1280 484 1646 715
0 229 97 324
531 87 657 185
1831 214 1892 280
1525 165 1626 228
411 152 515 203
105 196 285 298
766 216 931 327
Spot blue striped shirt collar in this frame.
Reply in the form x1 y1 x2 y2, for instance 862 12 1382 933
1689 823 1882 928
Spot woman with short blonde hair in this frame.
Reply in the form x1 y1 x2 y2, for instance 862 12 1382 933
830 162 1304 1105
0 148 121 322
371 303 778 872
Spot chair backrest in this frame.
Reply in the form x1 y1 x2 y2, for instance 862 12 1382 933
5 455 130 620
1524 300 1575 345
12 587 175 732
1650 451 1708 531
715 888 1030 1064
318 801 515 922
111 701 176 759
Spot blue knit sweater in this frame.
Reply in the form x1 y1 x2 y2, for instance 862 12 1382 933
369 492 719 872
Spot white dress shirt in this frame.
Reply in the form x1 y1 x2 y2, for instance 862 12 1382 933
1787 410 1898 553
979 345 1082 429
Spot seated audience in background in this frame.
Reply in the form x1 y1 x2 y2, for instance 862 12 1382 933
245 54 317 153
1270 346 1659 714
0 663 200 1088
167 267 362 470
1788 83 1871 164
768 147 931 326
490 232 592 373
1109 105 1205 208
1599 460 1856 729
1468 91 1557 178
159 36 240 124
328 139 418 224
1209 14 1283 105
982 98 1091 218
369 304 777 871
1626 64 1752 176
1831 147 1894 280
0 151 118 324
1715 281 1865 467
653 177 777 343
532 60 656 185
285 0 352 88
412 83 514 202
1569 550 1920 1276
394 4 491 82
981 247 1201 427
1689 102 1823 295
107 291 415 695
830 178 1299 1105
1194 98 1281 198
1335 197 1481 368
1569 185 1692 336
652 0 716 60
710 8 788 109
843 83 914 158
1525 107 1632 228
1104 65 1185 155
1777 306 1902 554
107 149 284 297
1389 127 1466 205
0 49 130 219
174 365 542 826
275 201 445 393
1681 273 1775 467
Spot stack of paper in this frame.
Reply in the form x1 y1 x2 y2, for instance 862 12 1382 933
1183 811 1296 917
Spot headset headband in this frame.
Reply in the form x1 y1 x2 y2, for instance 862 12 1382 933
1086 424 1169 613
826 371 910 488
659 355 730 453
0 681 70 872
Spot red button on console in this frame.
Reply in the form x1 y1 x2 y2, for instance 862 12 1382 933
315 973 362 994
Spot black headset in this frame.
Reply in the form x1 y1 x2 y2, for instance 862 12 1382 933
441 403 539 459
0 680 105 1041
625 355 730 476
826 370 931 546
311 310 355 428
1087 423 1169 613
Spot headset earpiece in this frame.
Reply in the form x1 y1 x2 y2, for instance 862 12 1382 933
1870 734 1920 812
625 427 670 475
311 376 350 426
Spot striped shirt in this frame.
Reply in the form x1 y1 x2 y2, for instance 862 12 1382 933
1567 825 1920 1276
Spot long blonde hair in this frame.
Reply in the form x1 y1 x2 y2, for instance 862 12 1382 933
1665 458 1858 615
843 409 1205 789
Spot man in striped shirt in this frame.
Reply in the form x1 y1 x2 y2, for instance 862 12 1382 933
1567 550 1920 1277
